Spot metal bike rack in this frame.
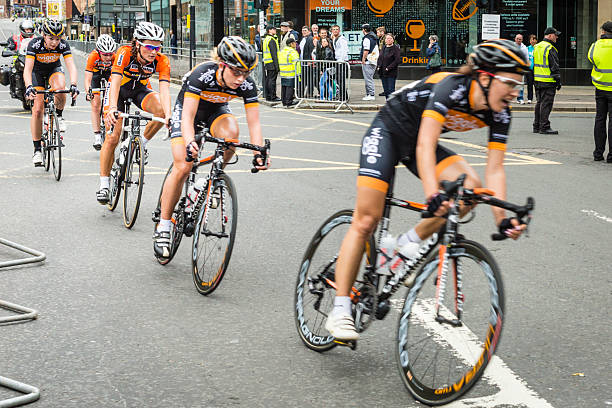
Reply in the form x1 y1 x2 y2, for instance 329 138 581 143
1 238 44 407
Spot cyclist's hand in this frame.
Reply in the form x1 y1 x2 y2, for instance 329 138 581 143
165 117 171 130
185 140 199 161
252 153 269 171
426 192 450 217
25 85 36 100
106 108 118 126
70 84 79 98
85 89 93 102
498 217 525 240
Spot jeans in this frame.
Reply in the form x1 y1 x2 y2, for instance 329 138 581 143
381 76 396 99
594 88 612 160
362 63 376 96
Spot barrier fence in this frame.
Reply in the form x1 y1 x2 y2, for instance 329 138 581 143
294 59 352 113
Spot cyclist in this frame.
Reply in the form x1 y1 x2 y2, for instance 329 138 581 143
24 19 79 167
153 36 268 259
324 39 531 340
97 21 171 204
84 34 116 150
6 20 35 52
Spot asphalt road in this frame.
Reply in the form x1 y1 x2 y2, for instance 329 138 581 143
0 20 610 408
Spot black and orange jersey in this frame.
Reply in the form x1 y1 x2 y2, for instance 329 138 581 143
380 72 511 151
85 50 115 76
175 61 259 109
111 45 171 87
26 37 72 70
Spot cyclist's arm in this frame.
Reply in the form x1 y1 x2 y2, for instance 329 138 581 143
64 55 78 87
84 71 92 94
416 116 443 199
180 96 198 146
484 148 507 224
23 56 34 87
158 80 171 119
245 105 263 147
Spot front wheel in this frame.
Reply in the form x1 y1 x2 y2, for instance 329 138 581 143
122 136 145 229
50 113 62 181
294 209 376 352
396 239 504 406
191 173 237 296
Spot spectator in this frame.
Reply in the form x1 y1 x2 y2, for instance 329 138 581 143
254 28 263 52
263 26 281 102
360 23 379 101
331 24 349 100
316 38 336 100
279 21 297 51
376 26 386 50
278 37 300 107
377 33 401 99
426 35 442 73
587 21 612 162
526 34 537 103
288 21 300 54
170 30 177 55
314 37 335 61
311 24 320 41
299 26 316 98
514 34 529 104
533 27 561 134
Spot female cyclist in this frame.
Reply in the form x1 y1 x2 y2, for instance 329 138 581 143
153 36 268 259
97 22 171 204
325 39 532 340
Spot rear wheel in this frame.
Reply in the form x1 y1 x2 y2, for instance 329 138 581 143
191 173 237 296
122 136 145 229
396 240 504 405
153 164 185 265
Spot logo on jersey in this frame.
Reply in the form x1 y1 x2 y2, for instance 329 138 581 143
239 80 254 91
493 109 510 124
362 127 383 164
200 91 234 103
449 85 466 102
444 110 486 132
116 53 124 66
198 68 215 84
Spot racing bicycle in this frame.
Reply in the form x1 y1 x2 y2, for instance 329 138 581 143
39 88 76 181
152 128 270 296
294 173 534 406
88 77 108 150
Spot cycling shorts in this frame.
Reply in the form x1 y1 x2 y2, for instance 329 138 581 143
32 65 64 90
103 82 156 113
357 115 464 193
90 71 110 94
169 101 236 145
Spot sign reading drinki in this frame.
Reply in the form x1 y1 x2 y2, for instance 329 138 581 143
481 14 500 40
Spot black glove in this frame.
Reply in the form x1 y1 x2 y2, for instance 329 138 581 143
555 82 562 91
86 89 93 101
25 85 36 98
70 84 79 97
426 192 449 215
498 217 521 237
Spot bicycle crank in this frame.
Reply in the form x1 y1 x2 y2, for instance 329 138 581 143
333 339 357 350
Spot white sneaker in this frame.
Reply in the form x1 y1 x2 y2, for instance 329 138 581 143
518 100 525 105
58 117 67 132
527 100 532 104
32 151 43 167
362 95 375 101
325 311 359 340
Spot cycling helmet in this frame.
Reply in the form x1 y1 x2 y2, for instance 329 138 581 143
469 39 531 74
217 36 258 71
42 19 64 37
96 34 116 53
134 22 164 42
19 20 35 37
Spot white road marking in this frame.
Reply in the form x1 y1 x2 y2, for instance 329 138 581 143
390 298 554 407
581 209 612 224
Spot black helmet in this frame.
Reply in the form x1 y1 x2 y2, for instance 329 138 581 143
19 20 35 37
470 39 531 74
42 19 64 37
217 36 258 72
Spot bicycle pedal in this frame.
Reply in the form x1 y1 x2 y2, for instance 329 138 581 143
333 339 357 350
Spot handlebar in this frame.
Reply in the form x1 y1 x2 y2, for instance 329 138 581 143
40 89 77 106
116 110 166 124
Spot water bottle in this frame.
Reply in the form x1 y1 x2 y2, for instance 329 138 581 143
377 234 396 276
117 138 129 165
185 177 206 213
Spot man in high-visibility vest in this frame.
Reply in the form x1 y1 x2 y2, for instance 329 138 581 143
588 21 612 162
278 37 300 107
533 27 561 135
262 26 280 102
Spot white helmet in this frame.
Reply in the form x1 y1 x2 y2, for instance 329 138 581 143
134 22 164 42
96 34 116 53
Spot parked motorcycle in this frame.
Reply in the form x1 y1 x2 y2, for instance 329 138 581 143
0 40 31 111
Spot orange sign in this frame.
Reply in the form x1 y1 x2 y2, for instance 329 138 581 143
452 0 478 21
405 20 425 51
310 0 352 11
366 0 393 16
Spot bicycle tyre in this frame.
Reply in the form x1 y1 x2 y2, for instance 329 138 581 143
122 135 145 229
396 239 504 406
43 114 50 172
50 113 61 181
191 173 237 296
107 161 122 212
294 209 376 352
153 164 184 265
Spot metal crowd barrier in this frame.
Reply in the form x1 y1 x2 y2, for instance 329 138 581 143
294 59 352 113
252 52 264 97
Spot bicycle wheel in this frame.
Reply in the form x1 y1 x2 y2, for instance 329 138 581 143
396 239 504 406
50 113 62 181
122 135 145 229
294 209 376 352
107 161 122 211
43 114 50 172
153 164 184 265
191 173 237 296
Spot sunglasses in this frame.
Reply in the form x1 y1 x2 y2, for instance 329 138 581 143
99 52 114 57
480 71 524 90
224 63 250 78
137 41 161 52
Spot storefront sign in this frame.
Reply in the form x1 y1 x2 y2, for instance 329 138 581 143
366 0 393 16
310 0 352 12
482 14 500 40
344 30 363 60
47 0 64 19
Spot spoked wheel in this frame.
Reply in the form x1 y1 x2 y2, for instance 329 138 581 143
122 136 145 229
107 160 122 212
294 209 376 352
41 134 49 172
153 164 184 265
396 239 504 406
192 173 237 296
49 114 62 181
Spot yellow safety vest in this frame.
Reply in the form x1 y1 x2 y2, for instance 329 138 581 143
533 41 557 83
262 35 279 65
278 47 300 79
588 38 612 91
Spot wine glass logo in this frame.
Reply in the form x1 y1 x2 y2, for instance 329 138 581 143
405 20 425 52
367 0 395 16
